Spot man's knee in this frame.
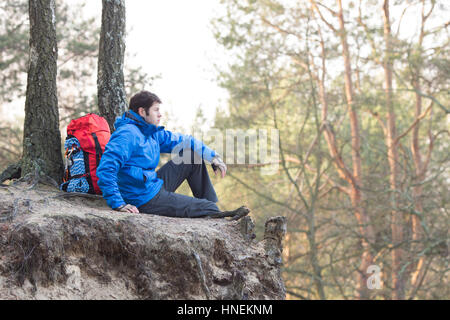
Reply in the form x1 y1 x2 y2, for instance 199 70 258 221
171 157 205 175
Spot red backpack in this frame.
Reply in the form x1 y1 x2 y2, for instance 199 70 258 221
61 114 111 194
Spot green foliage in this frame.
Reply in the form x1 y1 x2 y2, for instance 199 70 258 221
0 0 28 103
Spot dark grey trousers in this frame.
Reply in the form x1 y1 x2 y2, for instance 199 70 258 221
138 151 220 218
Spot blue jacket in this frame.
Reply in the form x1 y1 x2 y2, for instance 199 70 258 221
96 110 216 209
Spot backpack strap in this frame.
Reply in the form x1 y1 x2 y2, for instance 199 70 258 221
92 132 103 167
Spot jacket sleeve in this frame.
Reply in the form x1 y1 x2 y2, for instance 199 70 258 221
155 129 216 162
96 127 136 209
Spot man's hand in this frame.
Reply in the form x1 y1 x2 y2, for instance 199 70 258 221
212 156 227 178
114 204 140 213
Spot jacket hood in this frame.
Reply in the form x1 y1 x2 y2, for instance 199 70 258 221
114 110 165 136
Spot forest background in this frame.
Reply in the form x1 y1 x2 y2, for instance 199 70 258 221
0 0 448 300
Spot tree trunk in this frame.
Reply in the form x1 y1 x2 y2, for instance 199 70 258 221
408 0 435 297
409 84 427 294
311 0 376 299
383 0 404 300
97 0 127 132
22 0 63 183
337 0 374 300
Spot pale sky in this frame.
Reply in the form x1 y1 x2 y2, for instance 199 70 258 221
84 0 230 131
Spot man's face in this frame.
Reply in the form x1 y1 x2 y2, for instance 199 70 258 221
139 103 161 126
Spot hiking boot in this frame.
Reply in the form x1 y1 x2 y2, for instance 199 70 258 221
207 206 250 221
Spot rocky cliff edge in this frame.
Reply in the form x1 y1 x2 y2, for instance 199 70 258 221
0 182 286 300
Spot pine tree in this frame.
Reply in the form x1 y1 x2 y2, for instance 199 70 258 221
21 0 63 183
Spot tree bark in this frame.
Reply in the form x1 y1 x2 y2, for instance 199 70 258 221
22 0 63 183
97 0 127 132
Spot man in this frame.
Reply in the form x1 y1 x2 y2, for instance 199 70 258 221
96 91 249 220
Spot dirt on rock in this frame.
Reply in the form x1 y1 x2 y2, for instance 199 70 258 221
0 182 286 300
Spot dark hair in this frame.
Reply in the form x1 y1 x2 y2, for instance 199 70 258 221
129 91 162 114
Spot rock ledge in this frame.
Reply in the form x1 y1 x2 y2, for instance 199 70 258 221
0 183 286 300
